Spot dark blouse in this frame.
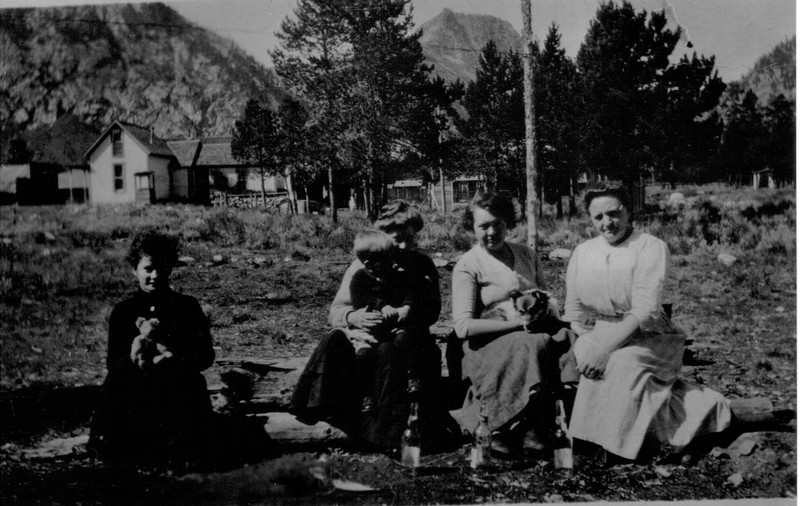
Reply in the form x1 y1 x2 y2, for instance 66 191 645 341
107 289 214 373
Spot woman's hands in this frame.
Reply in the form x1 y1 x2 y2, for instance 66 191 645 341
347 308 384 330
573 337 611 380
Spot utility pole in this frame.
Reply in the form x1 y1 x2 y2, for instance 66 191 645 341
521 0 538 257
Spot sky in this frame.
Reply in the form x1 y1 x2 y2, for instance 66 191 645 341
1 0 796 82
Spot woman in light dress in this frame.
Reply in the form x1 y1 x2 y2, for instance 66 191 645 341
564 182 732 462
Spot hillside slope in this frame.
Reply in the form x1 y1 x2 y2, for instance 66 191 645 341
419 8 522 83
0 2 281 145
738 36 795 104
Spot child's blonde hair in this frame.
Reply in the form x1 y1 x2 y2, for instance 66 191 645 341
353 229 395 262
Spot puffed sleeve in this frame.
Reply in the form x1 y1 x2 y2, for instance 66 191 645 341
452 256 478 339
626 238 669 326
328 259 363 328
563 245 589 325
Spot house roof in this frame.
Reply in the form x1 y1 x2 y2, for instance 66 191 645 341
84 121 174 160
194 138 242 167
166 140 201 166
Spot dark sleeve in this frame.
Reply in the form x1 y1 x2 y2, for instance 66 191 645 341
406 254 441 328
174 297 215 372
106 302 135 372
349 270 375 311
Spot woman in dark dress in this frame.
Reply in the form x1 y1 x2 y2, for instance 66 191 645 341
290 201 448 452
89 231 215 471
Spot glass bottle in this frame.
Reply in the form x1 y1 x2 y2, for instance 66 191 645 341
470 400 491 469
552 398 573 470
400 399 421 467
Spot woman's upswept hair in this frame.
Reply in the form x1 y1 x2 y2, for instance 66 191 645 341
373 200 423 233
353 229 395 262
583 181 634 219
462 192 517 232
126 231 180 268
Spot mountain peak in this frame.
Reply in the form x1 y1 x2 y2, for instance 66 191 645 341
419 9 522 82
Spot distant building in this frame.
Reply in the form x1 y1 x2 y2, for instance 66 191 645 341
752 168 776 189
84 122 286 205
387 174 482 211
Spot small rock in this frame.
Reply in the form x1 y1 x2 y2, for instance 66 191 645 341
177 256 196 266
737 439 757 456
654 465 672 478
43 231 56 242
667 192 686 207
252 255 270 266
726 472 744 487
0 237 11 245
775 306 785 313
544 493 564 503
41 248 52 257
212 254 225 264
717 253 737 267
435 252 443 258
432 258 448 268
548 248 572 260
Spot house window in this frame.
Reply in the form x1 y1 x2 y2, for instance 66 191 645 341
135 172 153 190
453 180 479 203
111 129 123 157
113 164 124 192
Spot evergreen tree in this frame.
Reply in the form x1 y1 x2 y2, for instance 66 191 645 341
535 23 581 217
576 1 680 192
716 88 769 185
460 40 525 193
763 94 795 186
230 99 281 205
272 0 353 222
658 53 726 185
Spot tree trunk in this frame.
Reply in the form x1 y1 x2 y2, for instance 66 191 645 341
521 0 538 258
285 170 298 214
327 166 337 223
440 167 447 215
556 191 563 219
260 167 267 207
568 175 577 217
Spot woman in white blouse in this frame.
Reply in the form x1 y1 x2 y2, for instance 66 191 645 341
564 182 732 463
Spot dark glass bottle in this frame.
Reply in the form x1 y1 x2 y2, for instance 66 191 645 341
553 398 573 470
470 400 491 469
400 399 421 467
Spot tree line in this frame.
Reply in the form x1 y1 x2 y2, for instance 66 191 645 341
232 0 795 220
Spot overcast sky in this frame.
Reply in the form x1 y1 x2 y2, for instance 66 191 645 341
1 0 796 82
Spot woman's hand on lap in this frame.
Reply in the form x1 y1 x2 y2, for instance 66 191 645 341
574 336 610 380
348 308 384 330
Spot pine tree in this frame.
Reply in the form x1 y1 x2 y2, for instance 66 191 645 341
230 99 281 205
764 94 795 186
716 88 769 185
577 1 680 194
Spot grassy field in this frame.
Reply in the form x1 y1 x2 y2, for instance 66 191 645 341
0 184 796 502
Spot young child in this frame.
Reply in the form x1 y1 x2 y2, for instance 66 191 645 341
348 229 425 412
89 231 215 472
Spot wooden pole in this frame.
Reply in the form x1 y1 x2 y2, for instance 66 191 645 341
522 0 538 256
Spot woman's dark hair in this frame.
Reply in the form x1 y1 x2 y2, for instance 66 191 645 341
373 200 423 233
462 192 517 232
583 182 634 219
126 231 180 269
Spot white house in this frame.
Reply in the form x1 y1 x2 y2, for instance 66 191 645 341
387 173 482 211
84 121 182 204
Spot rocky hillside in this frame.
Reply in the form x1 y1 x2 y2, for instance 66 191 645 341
419 8 522 83
0 2 282 145
738 36 795 104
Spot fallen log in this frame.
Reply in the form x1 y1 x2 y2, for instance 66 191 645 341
729 397 777 424
260 412 347 444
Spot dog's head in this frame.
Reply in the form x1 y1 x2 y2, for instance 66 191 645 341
512 289 552 322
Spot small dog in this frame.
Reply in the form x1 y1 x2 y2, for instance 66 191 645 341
484 288 570 335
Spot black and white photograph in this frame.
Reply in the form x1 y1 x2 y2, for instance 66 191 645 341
0 0 795 504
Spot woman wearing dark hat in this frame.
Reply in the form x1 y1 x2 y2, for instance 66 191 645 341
290 200 448 452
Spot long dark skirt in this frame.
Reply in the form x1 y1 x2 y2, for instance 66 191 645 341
89 361 212 468
290 329 452 452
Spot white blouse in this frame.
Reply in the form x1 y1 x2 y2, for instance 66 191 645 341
563 230 671 333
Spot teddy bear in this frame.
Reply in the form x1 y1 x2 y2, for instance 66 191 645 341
135 316 173 366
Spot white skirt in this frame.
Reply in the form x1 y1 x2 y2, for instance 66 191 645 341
568 324 732 459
